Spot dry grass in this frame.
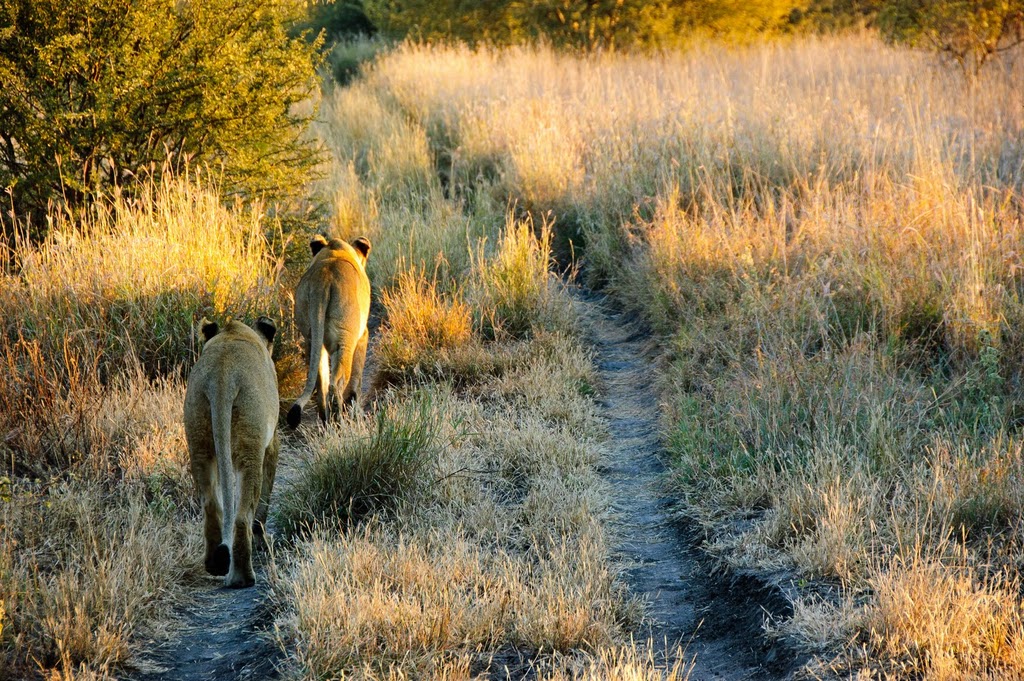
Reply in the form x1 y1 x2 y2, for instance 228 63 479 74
2 170 281 377
861 543 1024 679
471 215 565 340
373 268 495 387
10 28 1020 681
0 172 282 679
274 326 645 677
325 35 1024 678
0 375 200 680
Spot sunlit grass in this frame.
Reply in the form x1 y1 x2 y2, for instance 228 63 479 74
2 170 281 378
0 171 281 679
330 35 1024 678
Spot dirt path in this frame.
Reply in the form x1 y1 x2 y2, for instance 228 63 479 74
128 575 281 681
126 437 309 681
579 292 793 680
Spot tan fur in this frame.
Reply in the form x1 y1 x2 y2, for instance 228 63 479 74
288 235 371 427
184 317 280 588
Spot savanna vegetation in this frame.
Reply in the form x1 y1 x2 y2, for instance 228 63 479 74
336 34 1024 679
3 0 1024 679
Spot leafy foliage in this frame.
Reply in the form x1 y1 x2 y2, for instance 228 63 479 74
0 0 323 235
364 0 805 49
302 0 376 38
879 0 1024 73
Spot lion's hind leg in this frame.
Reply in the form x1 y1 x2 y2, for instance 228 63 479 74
314 343 331 424
342 329 369 410
225 460 261 589
254 432 279 543
191 453 229 576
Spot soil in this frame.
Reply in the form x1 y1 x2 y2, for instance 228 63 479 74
578 291 799 680
127 572 282 681
127 292 798 681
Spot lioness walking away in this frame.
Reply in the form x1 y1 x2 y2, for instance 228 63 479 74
184 317 280 588
288 235 371 427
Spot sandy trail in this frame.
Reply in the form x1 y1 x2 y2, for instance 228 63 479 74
580 292 790 680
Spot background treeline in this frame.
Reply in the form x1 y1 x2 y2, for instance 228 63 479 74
317 0 883 47
315 1 1024 71
3 0 1022 242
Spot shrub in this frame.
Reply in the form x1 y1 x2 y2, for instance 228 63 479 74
0 0 322 233
275 398 442 539
879 0 1024 75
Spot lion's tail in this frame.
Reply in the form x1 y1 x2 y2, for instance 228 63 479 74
288 289 329 428
211 385 238 551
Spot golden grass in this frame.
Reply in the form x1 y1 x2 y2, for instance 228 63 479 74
326 34 1024 678
0 171 281 679
862 545 1024 680
373 267 490 386
1 170 281 377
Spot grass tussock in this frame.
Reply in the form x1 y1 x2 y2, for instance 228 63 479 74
275 397 443 539
537 646 691 680
373 268 497 387
472 215 563 340
862 548 1024 680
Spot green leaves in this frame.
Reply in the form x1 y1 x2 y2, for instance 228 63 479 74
0 0 323 235
879 0 1024 75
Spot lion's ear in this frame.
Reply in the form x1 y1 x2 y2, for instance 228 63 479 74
254 316 277 344
351 236 371 260
310 234 329 257
199 318 219 343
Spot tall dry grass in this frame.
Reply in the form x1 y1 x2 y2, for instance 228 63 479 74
273 64 662 676
324 35 1024 678
0 172 283 679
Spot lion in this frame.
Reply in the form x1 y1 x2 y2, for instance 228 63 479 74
287 234 372 427
184 317 280 588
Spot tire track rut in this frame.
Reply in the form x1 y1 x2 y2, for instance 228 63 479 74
581 292 792 680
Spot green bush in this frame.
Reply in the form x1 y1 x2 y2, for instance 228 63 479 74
879 0 1024 74
364 0 803 49
0 0 323 235
276 399 442 539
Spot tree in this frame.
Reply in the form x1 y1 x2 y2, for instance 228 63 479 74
879 0 1024 74
364 0 524 45
302 0 376 39
364 0 805 50
0 0 323 235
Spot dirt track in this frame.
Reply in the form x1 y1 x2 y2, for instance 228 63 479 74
580 292 793 680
